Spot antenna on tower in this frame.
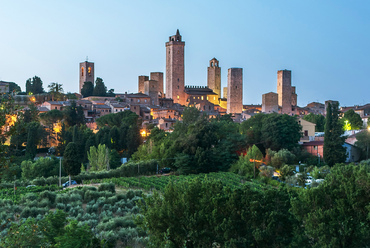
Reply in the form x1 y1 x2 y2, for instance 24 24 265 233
86 56 89 62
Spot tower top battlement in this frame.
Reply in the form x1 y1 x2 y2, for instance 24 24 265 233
167 29 184 43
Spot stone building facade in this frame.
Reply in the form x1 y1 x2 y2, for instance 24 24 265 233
227 68 243 114
207 58 221 99
79 61 94 94
166 29 185 105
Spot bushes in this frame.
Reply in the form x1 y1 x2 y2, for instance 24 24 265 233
98 183 115 193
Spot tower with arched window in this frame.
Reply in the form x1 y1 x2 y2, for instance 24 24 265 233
207 58 221 99
79 60 95 94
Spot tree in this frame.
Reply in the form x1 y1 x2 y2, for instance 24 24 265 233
355 129 370 159
323 102 346 166
230 145 263 178
93 77 107 96
25 122 42 160
260 113 302 151
63 142 80 185
8 82 21 94
63 101 85 127
26 76 44 94
240 113 266 145
343 109 363 130
87 144 110 171
48 82 64 101
291 163 370 247
55 220 99 248
138 177 296 247
303 113 326 132
81 81 94 97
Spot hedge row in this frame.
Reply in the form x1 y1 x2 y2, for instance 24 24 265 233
1 159 158 188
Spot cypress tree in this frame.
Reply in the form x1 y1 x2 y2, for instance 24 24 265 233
63 142 81 186
324 102 347 166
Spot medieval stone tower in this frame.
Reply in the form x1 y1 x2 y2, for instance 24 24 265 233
227 68 243 114
207 58 221 99
166 29 185 105
138 75 149 93
79 61 94 94
277 70 292 114
150 72 164 97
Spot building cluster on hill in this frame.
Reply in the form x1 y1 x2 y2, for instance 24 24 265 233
3 30 370 139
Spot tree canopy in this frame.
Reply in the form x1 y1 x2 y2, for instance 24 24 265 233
26 76 44 94
240 113 302 151
343 109 363 130
303 113 326 132
93 77 107 96
81 81 94 97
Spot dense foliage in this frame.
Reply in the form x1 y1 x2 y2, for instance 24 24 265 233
324 102 346 166
138 163 369 248
240 113 302 151
303 113 326 132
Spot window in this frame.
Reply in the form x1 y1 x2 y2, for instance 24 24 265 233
201 96 204 100
177 85 179 89
304 130 308 136
211 62 213 67
138 99 140 102
88 67 91 75
81 67 84 76
177 95 179 100
177 78 179 82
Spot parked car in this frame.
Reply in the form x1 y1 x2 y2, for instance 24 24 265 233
159 167 171 174
63 180 77 187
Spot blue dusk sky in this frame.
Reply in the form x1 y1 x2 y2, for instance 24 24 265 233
0 0 369 107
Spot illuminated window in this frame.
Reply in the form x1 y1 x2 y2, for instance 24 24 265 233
214 97 216 100
207 96 209 100
81 67 84 76
177 95 179 99
198 97 200 99
193 96 195 99
201 96 204 100
88 67 91 75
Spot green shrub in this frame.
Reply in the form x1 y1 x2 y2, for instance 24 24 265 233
98 183 115 193
39 191 57 204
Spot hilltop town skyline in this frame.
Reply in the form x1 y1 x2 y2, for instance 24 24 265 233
1 1 369 107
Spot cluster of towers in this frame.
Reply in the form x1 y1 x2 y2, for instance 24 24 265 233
79 30 298 116
160 29 243 114
262 70 297 115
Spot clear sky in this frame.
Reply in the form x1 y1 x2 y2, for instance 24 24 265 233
0 0 369 107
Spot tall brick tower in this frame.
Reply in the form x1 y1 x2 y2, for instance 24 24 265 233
207 58 221 99
166 29 185 105
227 68 243 114
79 61 94 94
277 70 292 114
